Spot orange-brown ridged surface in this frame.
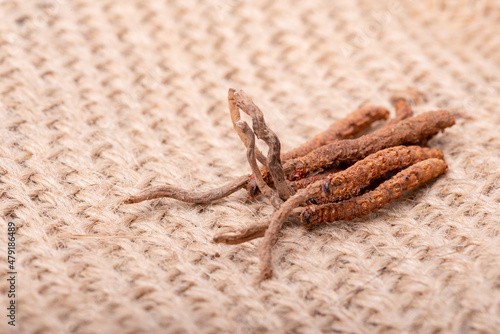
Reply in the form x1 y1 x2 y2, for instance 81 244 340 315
247 105 390 195
384 100 414 127
313 145 444 203
292 145 442 197
284 110 455 180
301 158 448 226
290 169 339 191
215 146 444 245
281 106 390 161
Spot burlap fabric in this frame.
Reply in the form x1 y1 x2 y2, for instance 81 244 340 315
1 0 499 333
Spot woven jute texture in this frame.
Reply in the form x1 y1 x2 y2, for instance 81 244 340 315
1 0 500 333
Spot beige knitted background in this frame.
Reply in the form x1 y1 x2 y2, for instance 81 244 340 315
1 0 500 333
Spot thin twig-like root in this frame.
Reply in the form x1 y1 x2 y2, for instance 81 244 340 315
258 185 317 280
236 120 282 209
284 110 455 180
213 219 271 245
213 212 303 245
229 88 267 165
301 158 448 226
395 99 414 120
124 174 249 204
234 90 295 201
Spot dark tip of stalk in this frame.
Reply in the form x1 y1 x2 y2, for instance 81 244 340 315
323 180 330 194
303 208 311 223
250 182 259 195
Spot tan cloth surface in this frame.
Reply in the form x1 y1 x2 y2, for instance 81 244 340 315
1 0 500 333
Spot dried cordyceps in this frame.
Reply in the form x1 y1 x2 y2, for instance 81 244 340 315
384 99 414 127
234 90 295 201
247 104 391 195
305 145 444 203
301 158 448 225
214 145 444 243
124 174 249 204
126 89 455 281
229 88 267 165
281 105 390 161
235 120 283 209
282 110 455 180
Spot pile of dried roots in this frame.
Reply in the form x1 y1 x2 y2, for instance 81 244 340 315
126 89 455 281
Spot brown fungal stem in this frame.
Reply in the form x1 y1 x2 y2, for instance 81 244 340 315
124 174 249 204
281 105 390 161
258 185 316 280
126 88 456 281
236 120 282 209
384 100 414 127
213 145 444 246
302 158 448 226
234 90 295 201
229 88 267 165
247 104 391 195
283 110 455 180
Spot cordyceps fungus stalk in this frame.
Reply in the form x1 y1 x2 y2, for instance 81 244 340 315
233 90 295 201
281 105 390 161
258 158 448 280
301 158 448 226
126 88 456 282
384 99 414 128
250 110 454 194
229 88 267 165
124 174 249 204
214 145 444 246
246 104 390 195
283 110 455 180
235 120 283 209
